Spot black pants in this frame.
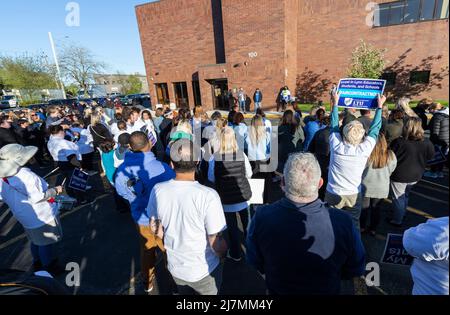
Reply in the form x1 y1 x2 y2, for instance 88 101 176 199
114 188 130 213
360 197 383 232
82 152 95 171
224 209 249 259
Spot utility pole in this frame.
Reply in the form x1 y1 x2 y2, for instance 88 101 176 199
48 32 67 99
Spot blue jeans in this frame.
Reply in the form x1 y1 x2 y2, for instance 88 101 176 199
30 243 54 267
390 181 416 225
239 100 246 112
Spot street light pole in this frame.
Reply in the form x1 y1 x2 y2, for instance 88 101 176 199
48 32 67 99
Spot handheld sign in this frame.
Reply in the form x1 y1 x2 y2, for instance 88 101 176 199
68 169 89 192
338 78 386 109
248 179 265 205
380 234 414 266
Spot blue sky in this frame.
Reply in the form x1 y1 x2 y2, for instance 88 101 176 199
0 0 158 75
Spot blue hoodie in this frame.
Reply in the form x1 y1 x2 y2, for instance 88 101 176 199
115 151 175 226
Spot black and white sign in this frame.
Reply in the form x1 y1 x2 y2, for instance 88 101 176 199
380 234 414 266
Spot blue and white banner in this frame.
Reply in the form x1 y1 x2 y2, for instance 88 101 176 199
338 78 386 109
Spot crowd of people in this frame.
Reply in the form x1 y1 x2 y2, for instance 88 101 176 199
0 91 448 295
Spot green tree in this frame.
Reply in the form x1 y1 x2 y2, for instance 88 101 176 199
121 75 143 95
0 53 57 100
65 84 79 97
347 40 386 79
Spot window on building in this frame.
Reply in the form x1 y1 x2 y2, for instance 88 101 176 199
435 0 449 19
173 82 189 108
390 1 407 24
403 0 420 23
410 70 431 84
192 81 202 106
381 72 397 86
155 83 169 104
374 0 449 27
420 0 436 20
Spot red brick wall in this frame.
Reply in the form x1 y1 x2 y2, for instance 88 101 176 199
221 0 290 110
297 0 449 102
136 0 217 107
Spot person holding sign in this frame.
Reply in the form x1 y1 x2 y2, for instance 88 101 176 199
0 144 64 276
47 125 86 204
325 90 386 229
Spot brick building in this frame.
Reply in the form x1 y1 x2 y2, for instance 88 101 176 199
136 0 449 111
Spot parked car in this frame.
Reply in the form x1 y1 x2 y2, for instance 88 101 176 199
0 95 19 108
48 98 77 107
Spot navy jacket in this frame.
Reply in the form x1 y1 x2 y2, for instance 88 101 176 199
246 198 366 295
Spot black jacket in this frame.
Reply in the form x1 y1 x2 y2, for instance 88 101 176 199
0 127 21 148
214 151 252 205
413 107 429 130
390 137 435 183
429 111 449 148
89 124 113 148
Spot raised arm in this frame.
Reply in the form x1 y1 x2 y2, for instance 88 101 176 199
330 91 340 134
367 94 387 140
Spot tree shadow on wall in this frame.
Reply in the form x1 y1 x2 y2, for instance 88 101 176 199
384 49 449 100
296 69 332 104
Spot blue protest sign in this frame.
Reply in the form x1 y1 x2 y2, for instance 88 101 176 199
338 78 386 109
69 169 89 192
380 234 414 266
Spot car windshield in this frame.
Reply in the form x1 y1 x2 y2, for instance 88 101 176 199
2 96 14 100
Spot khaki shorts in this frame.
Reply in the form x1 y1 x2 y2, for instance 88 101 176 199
24 217 63 246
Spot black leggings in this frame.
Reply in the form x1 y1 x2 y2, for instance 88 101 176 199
224 209 249 258
360 198 383 232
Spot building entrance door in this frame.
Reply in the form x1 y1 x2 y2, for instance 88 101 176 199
173 82 189 108
155 83 169 105
209 79 229 110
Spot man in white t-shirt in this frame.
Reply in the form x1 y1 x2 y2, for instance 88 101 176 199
147 139 228 295
127 108 146 134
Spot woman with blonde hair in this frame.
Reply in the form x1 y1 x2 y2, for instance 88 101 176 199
361 133 397 235
246 114 271 204
208 126 252 261
389 117 435 227
88 111 113 148
396 97 418 119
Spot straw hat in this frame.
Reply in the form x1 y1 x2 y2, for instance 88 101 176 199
0 144 38 178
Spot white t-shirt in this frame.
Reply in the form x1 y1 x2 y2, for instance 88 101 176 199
147 180 227 283
47 135 82 162
127 120 146 134
326 133 376 196
1 168 58 230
